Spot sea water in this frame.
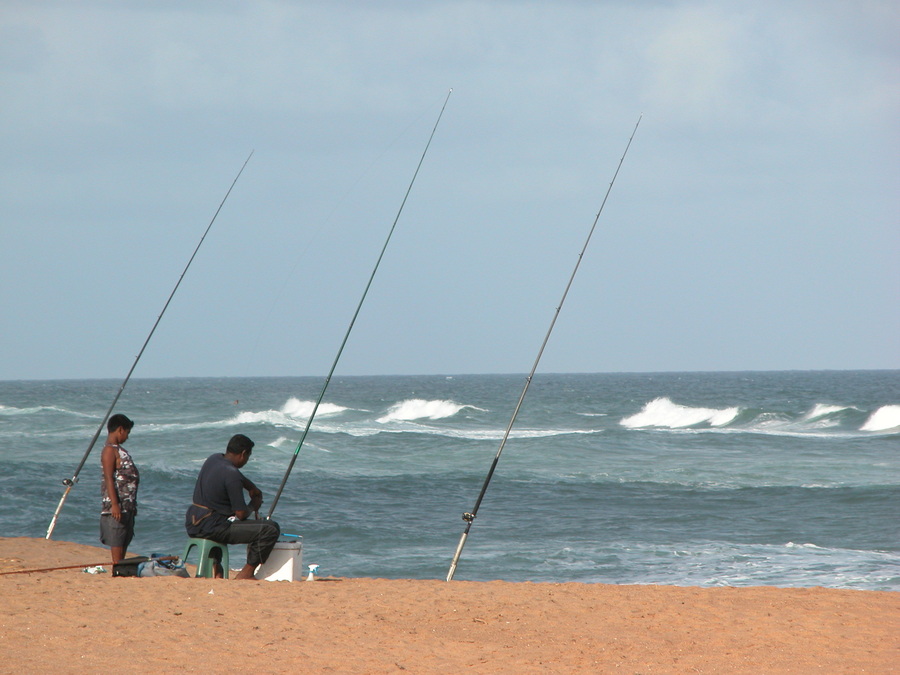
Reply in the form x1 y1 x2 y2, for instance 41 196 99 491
1 371 897 589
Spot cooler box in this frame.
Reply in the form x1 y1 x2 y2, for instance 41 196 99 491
254 538 303 581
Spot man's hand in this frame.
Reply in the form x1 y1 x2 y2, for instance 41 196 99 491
248 487 263 513
110 503 122 522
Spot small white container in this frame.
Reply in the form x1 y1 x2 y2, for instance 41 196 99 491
254 539 303 582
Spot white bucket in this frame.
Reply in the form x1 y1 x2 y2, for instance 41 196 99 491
254 539 303 582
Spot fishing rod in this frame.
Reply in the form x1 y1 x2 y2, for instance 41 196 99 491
446 115 642 582
266 89 452 519
0 556 177 576
45 152 254 540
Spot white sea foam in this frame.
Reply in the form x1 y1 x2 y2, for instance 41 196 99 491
618 397 899 438
228 398 349 428
143 398 350 433
314 422 598 441
803 404 851 420
376 399 476 423
861 405 900 432
281 397 348 419
398 426 598 441
143 418 238 432
588 540 900 590
0 404 93 418
620 397 739 429
266 436 332 453
794 403 852 430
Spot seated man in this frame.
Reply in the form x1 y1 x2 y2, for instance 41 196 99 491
185 434 280 580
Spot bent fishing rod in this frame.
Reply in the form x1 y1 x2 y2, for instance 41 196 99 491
266 89 452 520
446 115 642 581
45 151 254 540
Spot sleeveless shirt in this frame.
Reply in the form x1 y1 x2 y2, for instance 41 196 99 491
101 444 140 515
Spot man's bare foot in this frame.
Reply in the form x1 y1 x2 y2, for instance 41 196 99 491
233 564 257 580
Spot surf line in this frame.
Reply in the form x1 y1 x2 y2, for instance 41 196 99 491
265 89 453 519
45 152 254 540
446 116 642 582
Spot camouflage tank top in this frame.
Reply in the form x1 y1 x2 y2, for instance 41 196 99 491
101 444 139 515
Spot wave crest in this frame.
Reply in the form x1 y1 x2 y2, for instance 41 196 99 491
377 399 472 423
620 397 740 429
620 397 899 437
281 397 348 420
223 398 348 429
803 404 852 421
861 405 900 432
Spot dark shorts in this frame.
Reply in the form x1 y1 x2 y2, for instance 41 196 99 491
100 511 136 549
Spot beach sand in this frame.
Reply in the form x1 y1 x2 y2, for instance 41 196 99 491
1 537 897 673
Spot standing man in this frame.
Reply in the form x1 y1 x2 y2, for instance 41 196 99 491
100 413 138 565
185 434 280 580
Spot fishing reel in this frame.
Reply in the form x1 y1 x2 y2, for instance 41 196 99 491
461 512 475 523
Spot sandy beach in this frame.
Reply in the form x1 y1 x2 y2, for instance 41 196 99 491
0 537 897 673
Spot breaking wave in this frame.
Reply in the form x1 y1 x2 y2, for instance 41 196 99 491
281 397 349 420
229 397 348 427
803 404 853 421
376 399 482 423
620 398 900 436
861 405 900 432
621 397 739 429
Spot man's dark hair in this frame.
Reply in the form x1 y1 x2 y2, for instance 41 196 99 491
226 433 254 456
107 413 134 433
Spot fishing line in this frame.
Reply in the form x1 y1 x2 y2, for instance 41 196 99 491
45 152 254 540
446 116 642 582
266 89 453 519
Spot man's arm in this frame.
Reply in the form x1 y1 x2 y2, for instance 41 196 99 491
228 472 262 520
225 469 252 520
241 475 263 516
101 445 121 521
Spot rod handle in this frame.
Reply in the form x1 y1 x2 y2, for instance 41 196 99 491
446 530 469 581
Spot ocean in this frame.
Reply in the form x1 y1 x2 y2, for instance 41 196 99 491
1 371 898 589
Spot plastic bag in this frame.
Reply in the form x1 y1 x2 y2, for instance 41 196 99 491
138 553 190 578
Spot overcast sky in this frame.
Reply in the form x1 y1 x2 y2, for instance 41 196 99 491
1 0 897 380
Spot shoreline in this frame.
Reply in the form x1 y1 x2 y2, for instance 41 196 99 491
1 537 897 673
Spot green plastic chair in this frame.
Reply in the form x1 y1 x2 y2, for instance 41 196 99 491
182 538 229 579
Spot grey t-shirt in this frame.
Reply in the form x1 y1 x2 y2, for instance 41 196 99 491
185 453 248 537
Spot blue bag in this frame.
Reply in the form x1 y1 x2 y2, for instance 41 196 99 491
138 553 190 578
